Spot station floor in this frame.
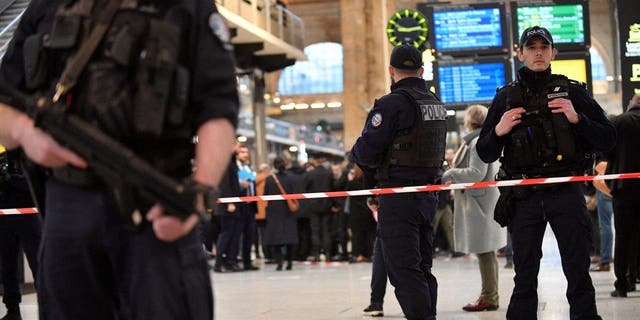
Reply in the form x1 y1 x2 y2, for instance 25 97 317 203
7 226 640 319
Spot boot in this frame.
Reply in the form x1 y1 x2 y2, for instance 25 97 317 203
1 303 22 320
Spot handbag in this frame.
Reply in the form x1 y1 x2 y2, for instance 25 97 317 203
271 173 299 212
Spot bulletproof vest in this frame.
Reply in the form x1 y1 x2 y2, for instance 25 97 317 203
23 0 192 145
378 87 447 180
501 75 588 176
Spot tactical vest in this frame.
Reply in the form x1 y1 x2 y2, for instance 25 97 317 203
378 87 447 180
24 0 192 145
501 75 589 176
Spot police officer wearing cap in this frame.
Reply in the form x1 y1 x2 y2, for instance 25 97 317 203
477 26 615 319
351 43 447 320
0 0 238 318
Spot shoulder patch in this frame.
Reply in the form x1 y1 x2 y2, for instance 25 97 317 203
496 81 518 93
568 79 587 90
209 13 234 51
370 113 383 127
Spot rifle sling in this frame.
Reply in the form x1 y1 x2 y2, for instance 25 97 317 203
54 0 123 102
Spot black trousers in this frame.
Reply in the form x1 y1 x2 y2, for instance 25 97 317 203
370 236 388 304
39 179 213 320
378 192 438 320
309 211 332 257
612 189 640 292
0 215 41 306
235 208 256 267
215 213 240 268
506 183 600 320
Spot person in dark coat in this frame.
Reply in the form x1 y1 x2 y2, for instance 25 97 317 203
606 93 640 297
303 153 334 261
0 150 42 320
263 157 299 270
345 164 376 262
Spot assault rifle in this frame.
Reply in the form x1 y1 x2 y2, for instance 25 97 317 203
3 90 208 223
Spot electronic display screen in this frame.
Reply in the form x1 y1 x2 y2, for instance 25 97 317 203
437 60 509 104
551 59 588 84
433 7 504 51
417 3 509 56
514 3 587 47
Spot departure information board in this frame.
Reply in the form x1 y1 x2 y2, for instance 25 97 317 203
516 4 585 45
433 8 504 51
437 61 507 104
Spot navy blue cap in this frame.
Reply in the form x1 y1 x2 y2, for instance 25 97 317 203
390 44 423 70
519 26 554 48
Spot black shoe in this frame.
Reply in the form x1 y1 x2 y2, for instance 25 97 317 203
244 264 260 271
0 313 21 320
276 264 283 271
363 303 383 317
330 254 347 262
226 264 242 272
1 306 22 320
611 289 627 298
286 262 292 270
213 265 227 273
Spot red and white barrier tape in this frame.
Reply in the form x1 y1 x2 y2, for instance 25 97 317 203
2 172 639 214
216 172 640 204
0 207 37 215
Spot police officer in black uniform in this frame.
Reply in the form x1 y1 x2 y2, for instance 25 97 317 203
477 26 615 319
351 43 447 320
0 0 238 319
0 149 42 320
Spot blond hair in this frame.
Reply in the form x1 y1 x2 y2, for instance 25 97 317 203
465 104 488 130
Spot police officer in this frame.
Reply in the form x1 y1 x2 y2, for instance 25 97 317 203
477 26 615 319
351 43 447 320
0 149 42 320
0 0 238 319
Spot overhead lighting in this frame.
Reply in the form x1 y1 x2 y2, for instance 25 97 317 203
263 93 271 100
295 103 309 109
310 102 325 109
327 102 342 108
273 97 281 103
289 146 298 152
280 103 295 110
446 110 456 117
237 136 248 142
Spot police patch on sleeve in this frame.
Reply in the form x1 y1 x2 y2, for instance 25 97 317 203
209 13 234 51
371 113 383 127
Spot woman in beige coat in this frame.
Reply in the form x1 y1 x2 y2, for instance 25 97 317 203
442 104 506 312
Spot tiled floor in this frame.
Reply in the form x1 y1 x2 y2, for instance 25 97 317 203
5 226 639 319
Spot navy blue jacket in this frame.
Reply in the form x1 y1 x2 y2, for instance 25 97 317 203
605 105 640 193
350 77 440 184
477 67 615 166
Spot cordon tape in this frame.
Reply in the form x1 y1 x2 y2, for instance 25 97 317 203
2 172 639 215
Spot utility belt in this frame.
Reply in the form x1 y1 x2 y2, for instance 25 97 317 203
52 167 102 187
378 177 439 188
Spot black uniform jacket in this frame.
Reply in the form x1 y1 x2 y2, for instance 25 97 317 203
0 0 239 178
477 67 616 165
350 77 440 183
606 104 640 193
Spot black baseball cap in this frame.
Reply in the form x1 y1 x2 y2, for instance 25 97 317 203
390 44 423 70
519 26 554 48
